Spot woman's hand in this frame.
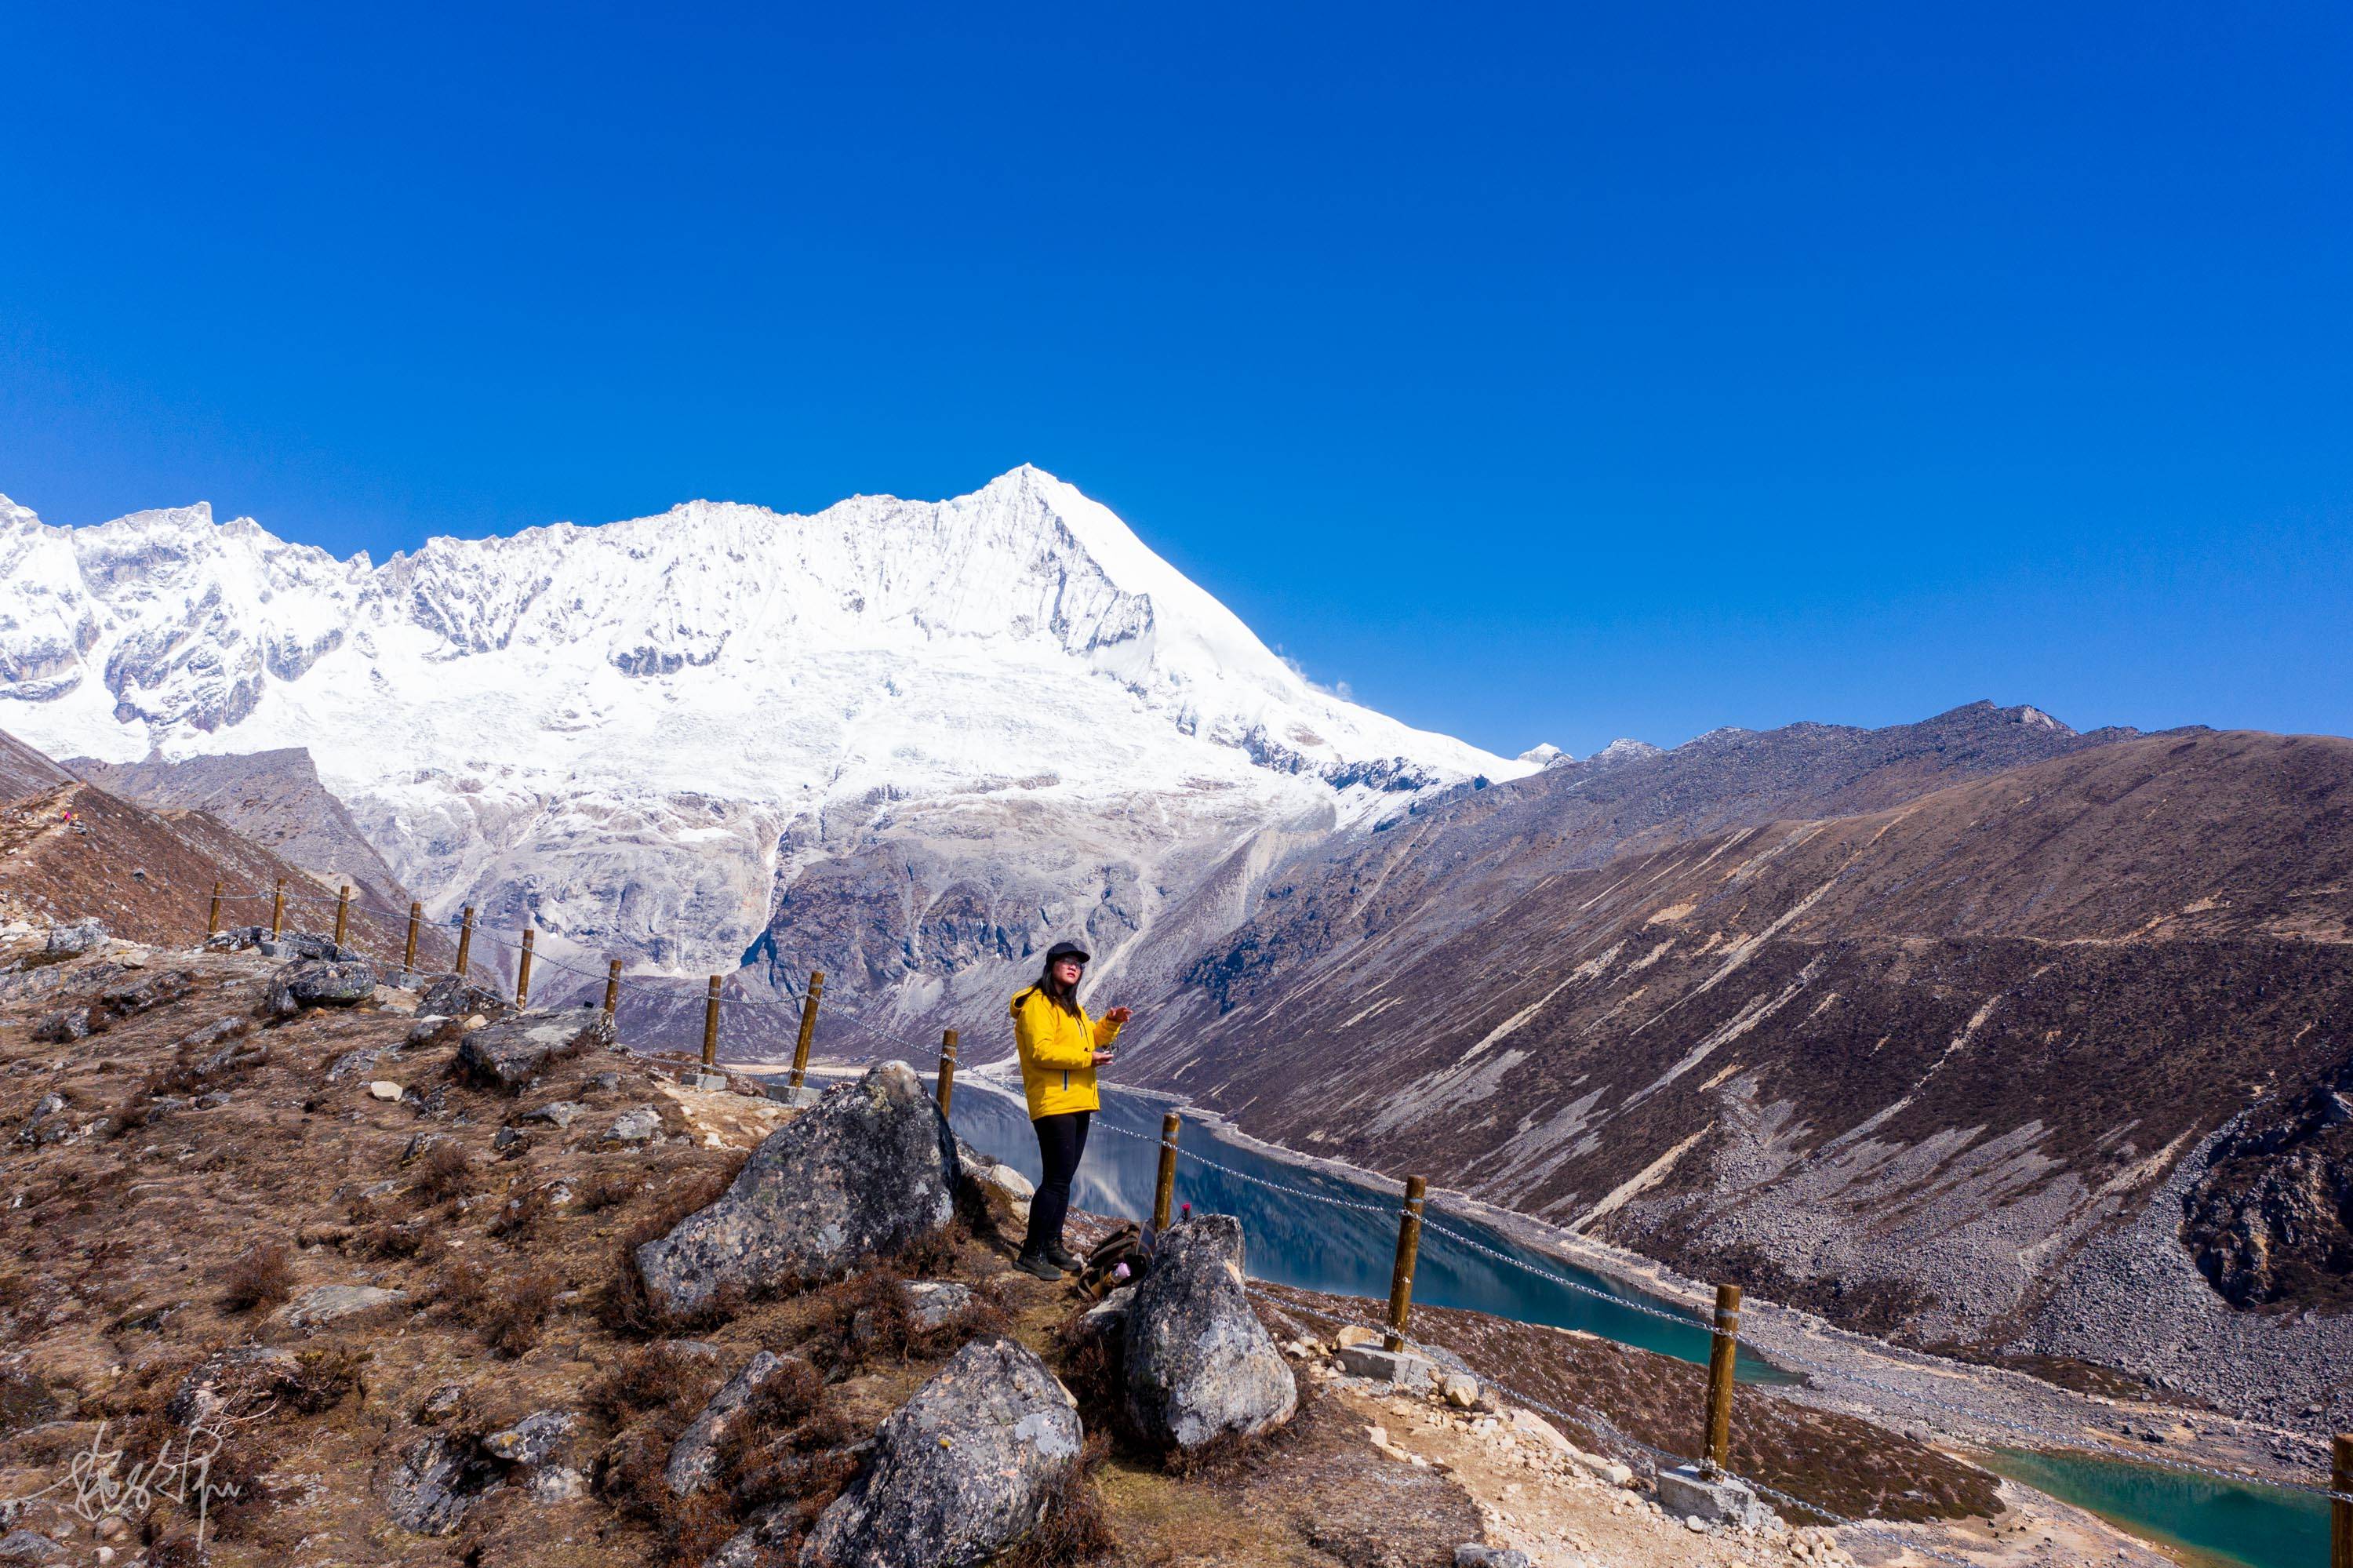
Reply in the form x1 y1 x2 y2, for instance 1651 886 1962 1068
1092 1050 1117 1066
1103 1006 1133 1024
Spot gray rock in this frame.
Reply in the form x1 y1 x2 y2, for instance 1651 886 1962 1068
258 929 348 961
665 1350 798 1496
606 1105 662 1143
406 1014 455 1046
276 1284 408 1331
634 1061 959 1317
588 1071 620 1093
526 1464 586 1502
1124 1214 1297 1450
0 1530 63 1563
521 1100 583 1128
29 1009 89 1044
269 957 378 1014
204 925 264 952
493 1125 525 1151
325 1047 383 1082
905 1280 976 1330
421 977 506 1020
165 1344 301 1428
483 1410 575 1466
798 1337 1082 1568
1334 1344 1438 1390
1655 1464 1777 1530
455 1008 615 1092
45 919 107 955
415 1384 467 1425
1455 1548 1532 1568
383 1433 500 1535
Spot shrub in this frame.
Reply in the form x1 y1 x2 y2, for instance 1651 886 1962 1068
584 1341 722 1429
478 1268 561 1359
996 1430 1117 1566
409 1142 472 1204
218 1243 293 1313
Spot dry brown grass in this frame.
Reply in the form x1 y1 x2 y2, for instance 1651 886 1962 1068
407 1141 472 1204
996 1430 1118 1566
478 1267 561 1359
218 1242 293 1313
577 1171 638 1213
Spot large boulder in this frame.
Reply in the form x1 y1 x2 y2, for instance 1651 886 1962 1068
269 958 378 1015
45 919 107 955
1123 1214 1297 1450
665 1350 803 1496
634 1061 958 1318
421 977 508 1020
797 1337 1082 1568
455 1008 615 1092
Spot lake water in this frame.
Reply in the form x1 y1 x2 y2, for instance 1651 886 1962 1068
949 1080 2326 1565
949 1081 1782 1379
1985 1449 2326 1568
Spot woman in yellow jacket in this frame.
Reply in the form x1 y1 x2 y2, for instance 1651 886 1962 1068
1010 940 1130 1279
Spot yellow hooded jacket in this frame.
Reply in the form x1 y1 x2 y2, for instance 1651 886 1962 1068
1009 985 1122 1119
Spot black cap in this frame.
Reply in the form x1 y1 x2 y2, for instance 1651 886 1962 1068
1044 940 1091 966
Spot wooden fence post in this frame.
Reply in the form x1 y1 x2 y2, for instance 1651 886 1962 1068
333 886 351 948
936 1029 958 1117
787 970 825 1093
1704 1283 1743 1475
603 959 622 1017
1153 1112 1182 1233
454 906 474 977
702 976 722 1068
2333 1433 2351 1568
515 929 536 1009
207 882 222 937
270 878 285 940
403 902 421 973
1384 1174 1427 1352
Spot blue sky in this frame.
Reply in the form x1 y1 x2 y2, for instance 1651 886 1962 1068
3 2 2347 759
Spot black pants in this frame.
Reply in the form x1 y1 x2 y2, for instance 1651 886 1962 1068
1023 1110 1091 1258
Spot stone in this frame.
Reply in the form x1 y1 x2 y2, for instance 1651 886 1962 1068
383 1433 500 1535
1456 1548 1532 1568
415 1384 467 1425
1124 1214 1297 1450
665 1350 799 1496
269 957 378 1015
1656 1464 1777 1530
798 1338 1081 1568
325 1047 383 1082
455 1008 615 1092
904 1280 976 1330
45 919 107 955
963 1148 1035 1221
685 1071 729 1091
421 977 506 1020
526 1465 586 1502
493 1126 525 1151
521 1100 583 1128
588 1071 620 1093
483 1410 575 1466
606 1105 662 1143
259 929 345 962
276 1284 409 1331
369 1081 404 1101
165 1345 301 1428
1442 1372 1480 1409
634 1061 960 1317
1334 1344 1437 1390
1507 1408 1575 1456
406 1015 454 1046
0 1531 63 1563
204 926 264 952
1334 1324 1382 1349
29 1010 89 1045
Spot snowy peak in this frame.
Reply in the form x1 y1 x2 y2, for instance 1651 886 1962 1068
0 467 1518 795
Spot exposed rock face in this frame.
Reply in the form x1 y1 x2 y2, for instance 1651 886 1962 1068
482 1410 575 1466
383 1433 500 1535
165 1344 301 1428
798 1337 1082 1568
2184 1071 2353 1309
276 1284 408 1331
665 1351 795 1496
44 919 107 955
269 957 377 1013
1123 1215 1297 1450
455 1008 615 1092
634 1061 959 1317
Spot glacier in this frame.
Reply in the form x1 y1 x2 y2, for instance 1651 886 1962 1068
0 466 1529 1047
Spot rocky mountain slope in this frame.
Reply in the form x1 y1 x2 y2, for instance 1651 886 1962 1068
0 912 2052 1568
1124 728 2353 1422
64 746 417 920
0 469 1522 1039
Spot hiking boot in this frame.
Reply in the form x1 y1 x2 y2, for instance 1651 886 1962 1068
1044 1241 1082 1270
1013 1252 1065 1281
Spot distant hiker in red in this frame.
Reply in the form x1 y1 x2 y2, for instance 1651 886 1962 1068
1009 940 1131 1279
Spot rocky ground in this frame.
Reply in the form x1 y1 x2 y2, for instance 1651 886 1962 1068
0 913 2190 1567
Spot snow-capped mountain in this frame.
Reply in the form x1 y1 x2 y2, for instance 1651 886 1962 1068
0 467 1526 1042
